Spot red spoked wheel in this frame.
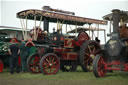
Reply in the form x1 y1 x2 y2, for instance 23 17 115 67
27 53 41 73
80 40 100 72
93 54 107 78
0 60 4 72
40 53 60 75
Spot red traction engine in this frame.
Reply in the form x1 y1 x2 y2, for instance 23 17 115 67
27 31 100 75
93 9 128 78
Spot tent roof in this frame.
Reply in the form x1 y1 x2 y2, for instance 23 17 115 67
17 9 107 26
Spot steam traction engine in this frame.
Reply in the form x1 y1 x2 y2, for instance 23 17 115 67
28 30 101 75
16 6 107 75
93 9 128 77
40 32 101 75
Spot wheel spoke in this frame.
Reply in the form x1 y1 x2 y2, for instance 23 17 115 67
92 45 96 53
43 63 49 69
88 45 92 53
84 58 90 63
86 61 93 71
45 58 50 63
49 56 52 62
85 53 90 57
31 67 36 71
52 57 55 63
98 56 106 77
50 68 52 73
43 60 50 67
52 65 57 68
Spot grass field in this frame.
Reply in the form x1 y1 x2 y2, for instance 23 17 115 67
0 68 128 85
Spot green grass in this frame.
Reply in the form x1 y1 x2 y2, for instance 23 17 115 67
0 68 128 85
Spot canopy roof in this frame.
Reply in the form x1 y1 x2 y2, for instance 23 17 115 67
103 10 128 23
0 26 30 31
67 27 105 33
17 9 107 26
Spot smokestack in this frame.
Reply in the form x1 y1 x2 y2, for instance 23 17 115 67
44 17 49 32
112 9 120 37
42 6 75 15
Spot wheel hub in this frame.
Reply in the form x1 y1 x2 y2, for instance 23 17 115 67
49 63 53 66
90 54 95 59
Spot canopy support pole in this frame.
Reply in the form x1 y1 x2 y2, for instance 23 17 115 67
25 16 28 40
60 20 65 34
66 24 67 37
104 30 106 43
110 21 112 38
36 16 43 40
20 18 25 40
97 24 99 38
89 24 91 37
57 20 59 31
34 16 37 40
22 19 26 40
75 23 77 37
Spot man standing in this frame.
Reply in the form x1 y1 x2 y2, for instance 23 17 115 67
8 39 20 74
20 41 29 72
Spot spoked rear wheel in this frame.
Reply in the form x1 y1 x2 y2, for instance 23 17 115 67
27 53 41 73
80 40 100 72
93 54 107 78
40 53 60 75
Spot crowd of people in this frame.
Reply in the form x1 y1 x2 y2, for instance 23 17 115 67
8 39 31 74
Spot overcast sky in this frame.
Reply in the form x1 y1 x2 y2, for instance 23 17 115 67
0 0 128 43
1 0 128 26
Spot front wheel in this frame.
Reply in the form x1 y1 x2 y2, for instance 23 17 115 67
93 54 107 78
40 53 60 75
27 53 41 73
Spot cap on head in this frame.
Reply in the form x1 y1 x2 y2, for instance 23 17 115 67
11 39 16 43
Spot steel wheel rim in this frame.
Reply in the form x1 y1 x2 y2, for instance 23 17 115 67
42 55 59 75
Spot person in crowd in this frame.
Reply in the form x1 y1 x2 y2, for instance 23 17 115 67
20 40 29 72
8 39 20 74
